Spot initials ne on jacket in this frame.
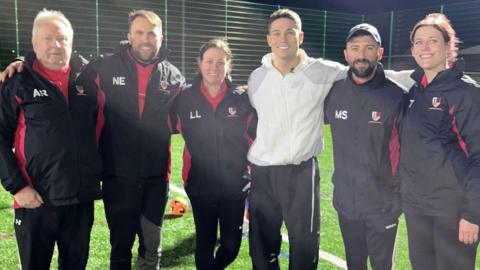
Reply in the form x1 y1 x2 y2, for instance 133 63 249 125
112 76 126 86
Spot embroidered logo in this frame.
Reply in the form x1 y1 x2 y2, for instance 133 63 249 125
368 111 383 124
189 110 202 119
158 80 171 94
432 97 441 108
429 97 443 111
227 106 238 117
33 88 48 98
15 218 22 226
372 111 381 121
75 85 87 96
112 76 126 86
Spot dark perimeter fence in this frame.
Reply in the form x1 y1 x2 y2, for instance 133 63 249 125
1 0 479 83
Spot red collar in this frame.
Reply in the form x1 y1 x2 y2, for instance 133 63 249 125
32 60 71 102
420 74 429 89
32 60 71 81
200 81 228 110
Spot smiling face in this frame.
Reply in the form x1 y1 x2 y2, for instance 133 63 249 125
344 34 383 82
411 25 449 76
267 17 304 63
32 20 72 70
198 47 230 89
128 16 163 62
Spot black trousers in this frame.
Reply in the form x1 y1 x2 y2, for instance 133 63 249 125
338 214 399 270
405 213 479 270
249 158 320 270
14 202 94 270
189 197 245 270
102 178 168 270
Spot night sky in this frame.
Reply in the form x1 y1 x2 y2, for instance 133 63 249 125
252 0 475 13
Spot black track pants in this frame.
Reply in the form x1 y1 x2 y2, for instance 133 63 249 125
15 202 94 270
405 213 479 270
249 158 320 270
338 214 398 270
190 197 245 270
103 178 168 270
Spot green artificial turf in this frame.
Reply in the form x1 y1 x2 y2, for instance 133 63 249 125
0 128 478 269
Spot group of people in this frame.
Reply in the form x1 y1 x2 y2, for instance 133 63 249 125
0 6 478 270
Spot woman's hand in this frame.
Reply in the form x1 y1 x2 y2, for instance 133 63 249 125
459 218 479 244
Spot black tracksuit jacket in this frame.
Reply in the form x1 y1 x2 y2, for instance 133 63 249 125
173 76 256 202
91 45 185 182
325 66 404 220
0 53 103 206
399 59 480 224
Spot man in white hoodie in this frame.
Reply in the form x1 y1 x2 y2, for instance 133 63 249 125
247 8 347 270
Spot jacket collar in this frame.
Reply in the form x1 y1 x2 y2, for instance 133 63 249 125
410 58 465 92
191 73 234 93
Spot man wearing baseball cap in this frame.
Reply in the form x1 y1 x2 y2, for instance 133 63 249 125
324 23 405 269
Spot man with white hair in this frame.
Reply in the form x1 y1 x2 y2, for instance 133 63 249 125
0 9 104 270
0 9 185 270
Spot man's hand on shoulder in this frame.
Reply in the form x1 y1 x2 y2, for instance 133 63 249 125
0 61 24 83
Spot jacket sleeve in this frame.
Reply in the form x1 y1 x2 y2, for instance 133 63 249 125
456 86 480 225
390 94 405 192
323 82 338 125
169 92 182 134
0 79 29 195
247 110 258 142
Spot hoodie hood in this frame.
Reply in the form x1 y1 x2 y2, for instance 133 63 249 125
261 49 310 72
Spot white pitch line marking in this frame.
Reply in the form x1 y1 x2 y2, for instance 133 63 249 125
169 183 347 269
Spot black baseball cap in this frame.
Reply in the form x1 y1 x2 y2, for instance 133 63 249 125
346 23 381 46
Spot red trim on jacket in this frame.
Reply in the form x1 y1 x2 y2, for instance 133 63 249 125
420 74 429 89
126 49 156 117
32 60 71 104
95 75 105 147
199 81 228 110
244 112 255 146
13 97 32 209
182 146 192 186
176 115 189 184
136 62 155 117
389 117 400 176
449 106 469 157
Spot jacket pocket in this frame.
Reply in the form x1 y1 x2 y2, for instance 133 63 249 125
24 99 66 121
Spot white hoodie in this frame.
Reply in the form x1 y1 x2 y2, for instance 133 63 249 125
247 50 347 166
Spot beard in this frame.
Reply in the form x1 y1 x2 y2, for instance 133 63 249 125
131 43 158 63
350 59 377 78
